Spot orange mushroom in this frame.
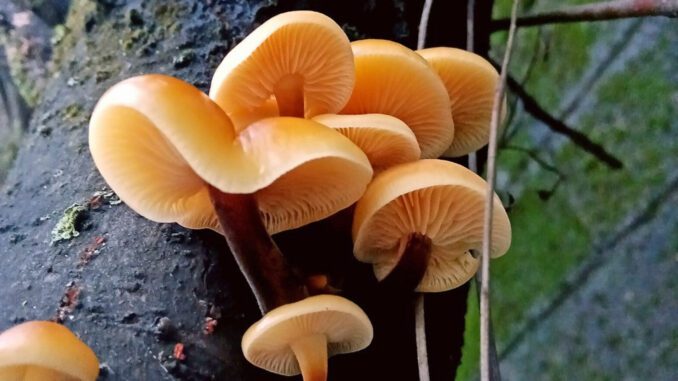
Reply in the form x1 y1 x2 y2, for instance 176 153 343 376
89 74 372 312
353 159 511 292
242 295 372 381
210 11 354 130
312 113 421 172
417 47 505 157
0 321 99 381
90 75 372 235
341 39 454 159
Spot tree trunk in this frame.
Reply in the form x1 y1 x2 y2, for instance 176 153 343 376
0 1 492 379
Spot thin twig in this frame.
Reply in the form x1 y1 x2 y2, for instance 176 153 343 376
468 1 501 378
417 0 434 50
415 294 430 381
467 0 478 173
467 0 476 52
415 1 435 379
491 0 678 31
498 70 624 169
480 1 519 380
503 145 563 178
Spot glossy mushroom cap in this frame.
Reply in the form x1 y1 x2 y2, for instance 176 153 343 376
210 11 354 131
312 113 421 172
89 75 372 234
353 159 512 292
417 47 504 157
242 295 373 380
341 39 454 159
0 321 99 381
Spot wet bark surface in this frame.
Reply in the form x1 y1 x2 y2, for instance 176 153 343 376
0 1 489 379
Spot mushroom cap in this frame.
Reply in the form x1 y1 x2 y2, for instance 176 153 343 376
0 321 99 381
312 113 421 172
242 295 373 376
417 47 504 157
353 159 511 292
245 117 374 234
89 75 372 234
340 39 454 159
210 10 354 131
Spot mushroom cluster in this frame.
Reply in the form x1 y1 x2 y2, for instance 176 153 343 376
87 10 511 381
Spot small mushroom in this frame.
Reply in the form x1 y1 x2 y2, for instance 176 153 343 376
210 11 354 130
417 47 505 157
340 39 454 159
312 113 421 172
242 295 373 381
352 159 512 292
0 321 99 381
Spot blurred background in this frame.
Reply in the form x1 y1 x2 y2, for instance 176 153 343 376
459 0 677 380
0 0 675 380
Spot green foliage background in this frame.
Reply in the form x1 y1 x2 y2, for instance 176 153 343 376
457 1 677 379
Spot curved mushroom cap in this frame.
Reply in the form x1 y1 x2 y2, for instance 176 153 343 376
0 321 99 381
210 10 354 131
90 75 372 234
244 117 373 234
242 295 373 376
340 39 454 159
353 159 511 292
312 113 421 172
417 47 504 157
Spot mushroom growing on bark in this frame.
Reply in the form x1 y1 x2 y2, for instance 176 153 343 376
340 39 454 159
89 74 372 312
89 73 375 380
417 47 505 158
210 10 354 130
0 321 99 381
242 295 372 381
353 159 512 292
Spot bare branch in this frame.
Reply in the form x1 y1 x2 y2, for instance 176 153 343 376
415 294 430 381
467 0 476 52
498 69 624 169
491 0 678 31
417 0 434 49
503 145 564 178
480 1 519 380
467 2 502 379
467 0 478 172
415 2 435 380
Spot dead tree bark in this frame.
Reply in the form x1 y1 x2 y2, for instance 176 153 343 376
0 1 492 379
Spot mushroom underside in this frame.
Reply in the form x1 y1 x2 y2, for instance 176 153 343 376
355 185 509 292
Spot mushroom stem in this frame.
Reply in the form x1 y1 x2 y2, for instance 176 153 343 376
274 74 305 117
380 232 432 292
290 334 328 381
208 185 307 314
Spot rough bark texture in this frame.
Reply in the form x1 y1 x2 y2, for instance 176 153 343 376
0 1 491 379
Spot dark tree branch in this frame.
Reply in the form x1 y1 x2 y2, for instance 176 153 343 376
491 0 678 31
503 145 564 178
491 60 624 169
